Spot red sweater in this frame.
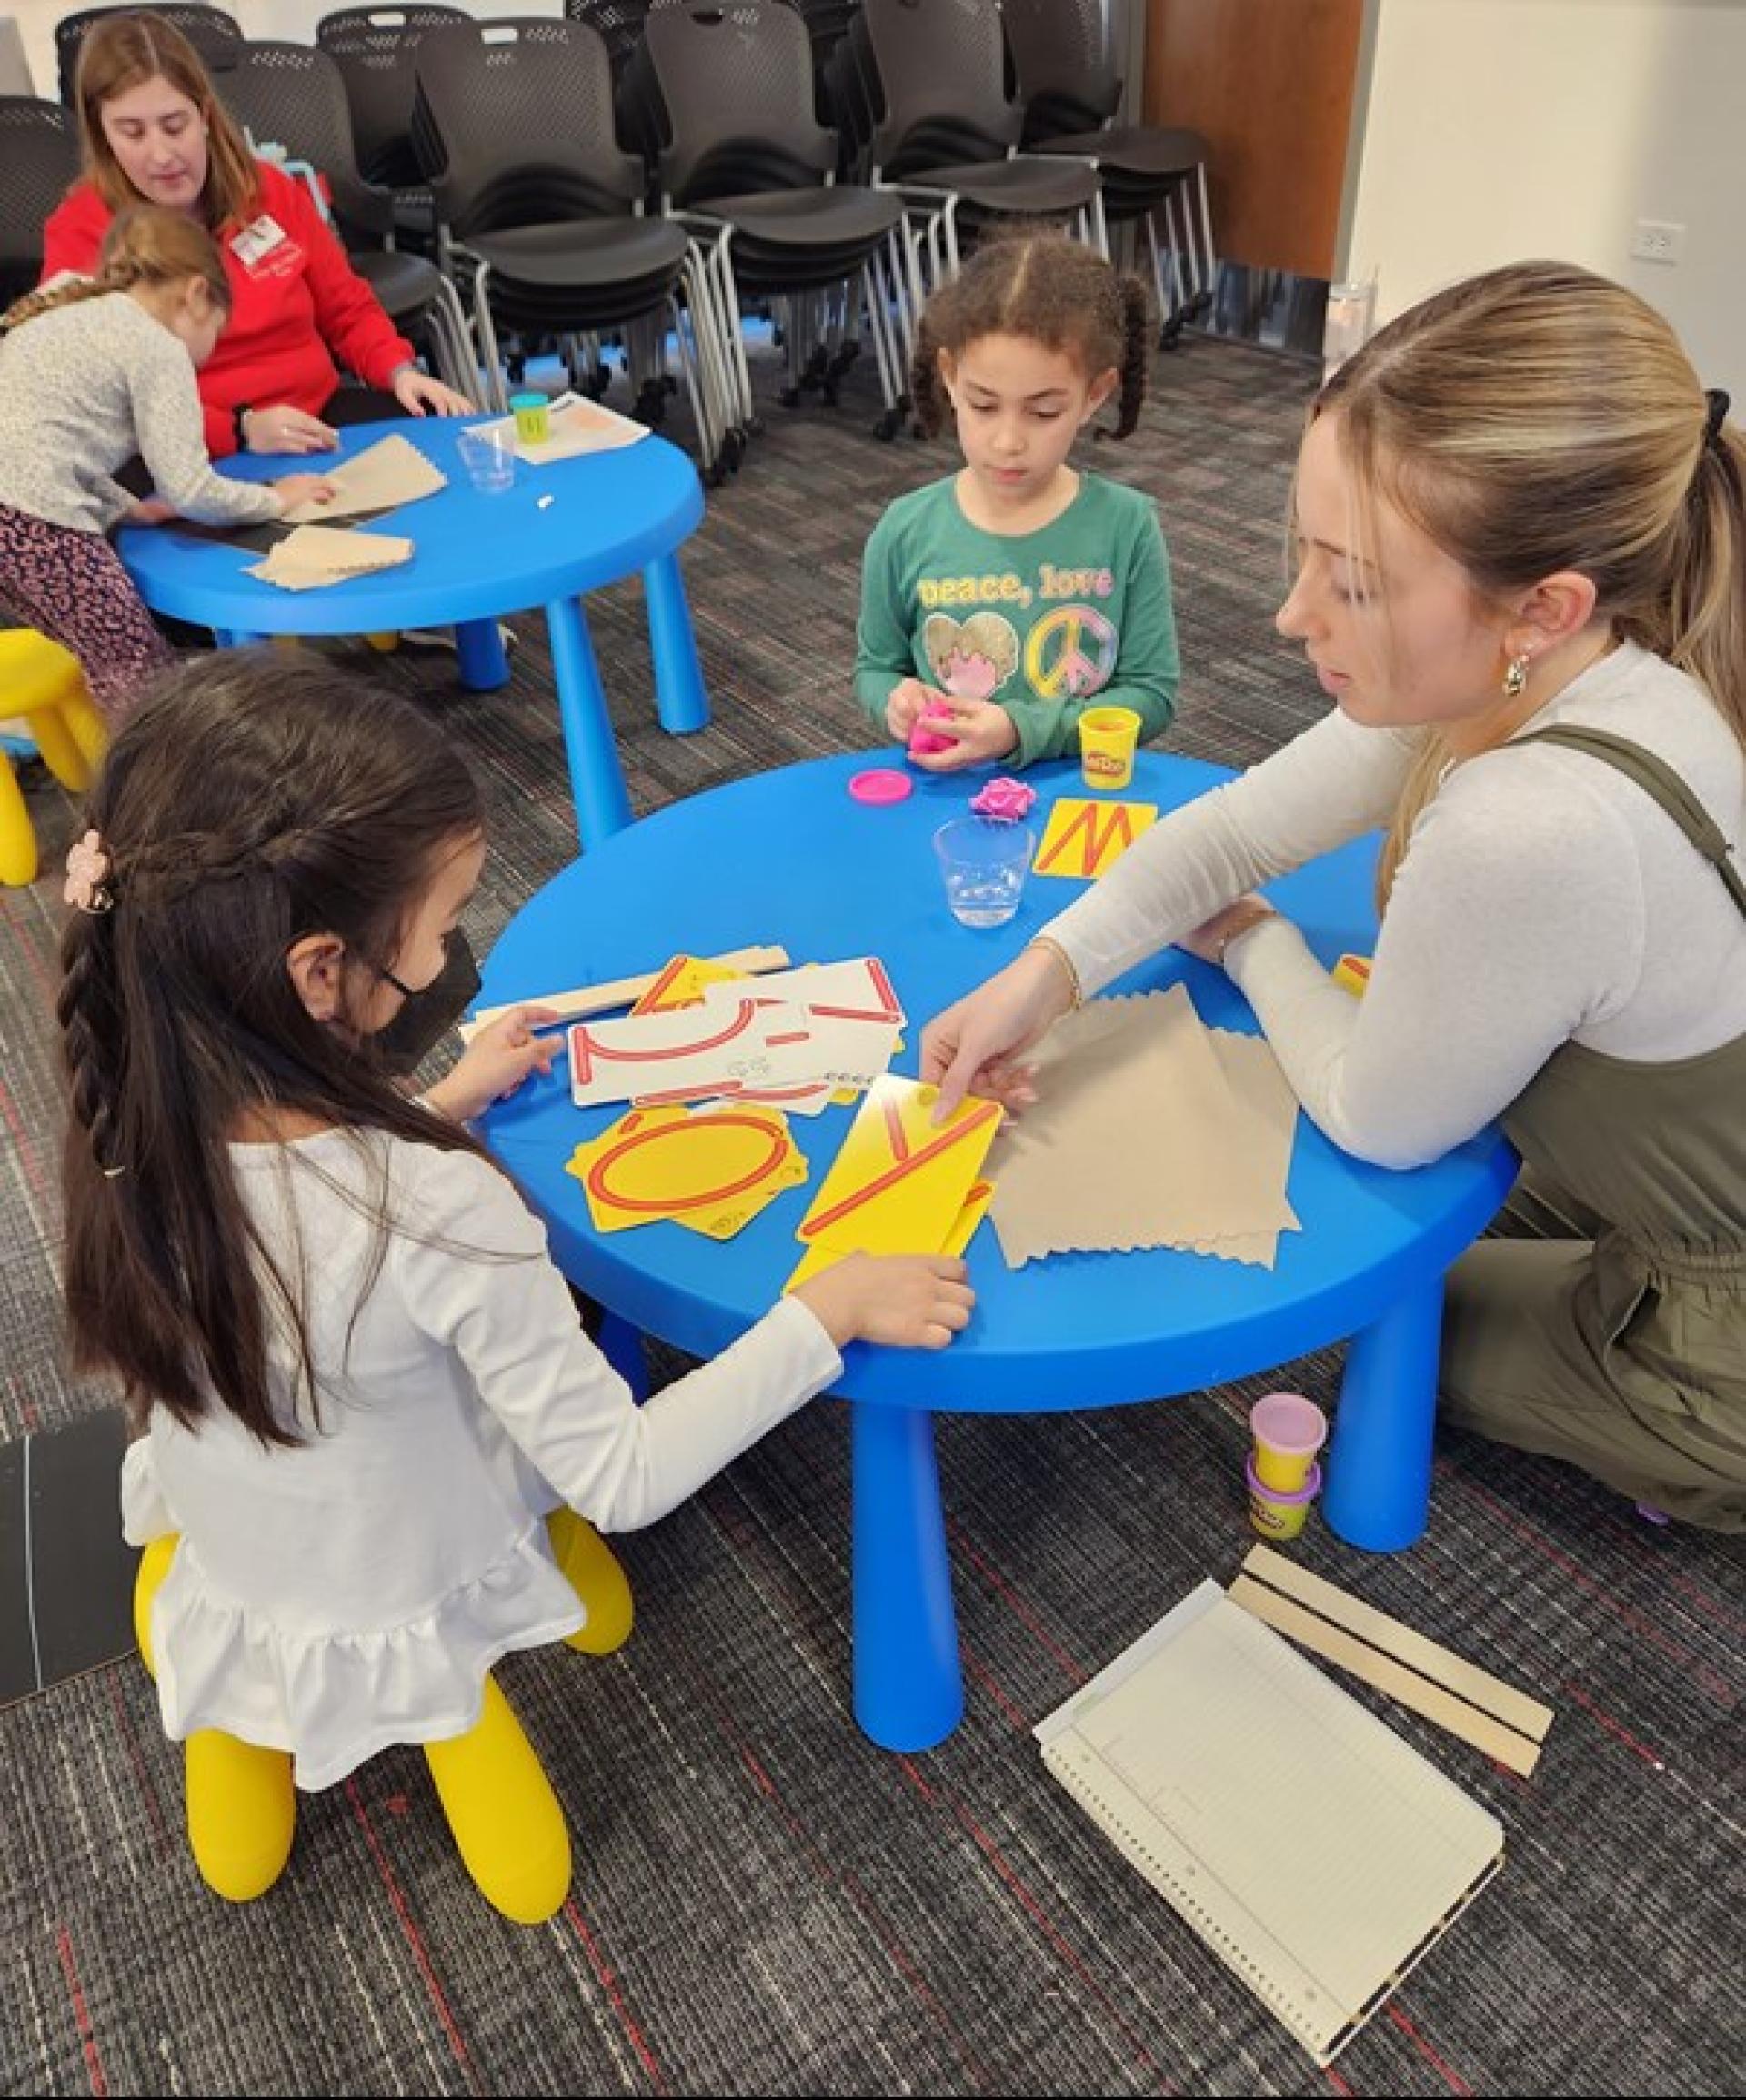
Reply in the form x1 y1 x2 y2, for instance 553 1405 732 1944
42 163 414 458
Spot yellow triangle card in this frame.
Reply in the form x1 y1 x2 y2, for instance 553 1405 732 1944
630 954 750 1015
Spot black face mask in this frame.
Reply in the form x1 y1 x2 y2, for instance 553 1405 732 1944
375 929 482 1075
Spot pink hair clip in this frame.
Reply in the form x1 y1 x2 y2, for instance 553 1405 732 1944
969 776 1038 823
64 829 114 914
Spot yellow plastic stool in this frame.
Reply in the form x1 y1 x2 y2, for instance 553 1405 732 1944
0 631 107 887
547 1507 635 1655
425 1675 572 1924
134 1532 298 1902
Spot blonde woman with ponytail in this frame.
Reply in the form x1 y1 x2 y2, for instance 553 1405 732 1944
924 260 1746 1531
0 206 334 721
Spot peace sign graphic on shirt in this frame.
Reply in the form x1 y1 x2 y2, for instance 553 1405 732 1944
1024 605 1119 699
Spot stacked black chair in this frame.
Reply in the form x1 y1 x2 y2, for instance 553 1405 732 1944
561 0 653 85
1002 0 1215 346
621 0 907 438
316 3 467 246
0 95 80 306
206 40 474 393
55 4 241 107
792 0 859 127
412 15 731 472
838 0 1105 285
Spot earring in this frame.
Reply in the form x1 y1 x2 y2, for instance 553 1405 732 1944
1502 651 1532 700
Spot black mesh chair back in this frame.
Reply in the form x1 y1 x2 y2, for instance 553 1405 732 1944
55 5 242 108
1000 0 1121 141
413 17 646 238
856 0 1018 176
562 0 652 83
0 96 80 302
316 5 467 190
791 0 858 122
633 0 837 206
207 40 394 242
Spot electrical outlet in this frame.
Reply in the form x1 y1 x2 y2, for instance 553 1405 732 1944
1631 219 1685 266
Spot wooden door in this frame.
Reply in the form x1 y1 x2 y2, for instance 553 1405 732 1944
1144 0 1368 278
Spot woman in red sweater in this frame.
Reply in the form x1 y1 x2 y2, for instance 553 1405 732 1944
43 10 470 459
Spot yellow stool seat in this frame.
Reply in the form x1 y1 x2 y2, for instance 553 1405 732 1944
0 631 108 888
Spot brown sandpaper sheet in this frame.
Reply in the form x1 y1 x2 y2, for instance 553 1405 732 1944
988 988 1300 1268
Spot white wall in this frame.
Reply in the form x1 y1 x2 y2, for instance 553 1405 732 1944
1343 0 1746 401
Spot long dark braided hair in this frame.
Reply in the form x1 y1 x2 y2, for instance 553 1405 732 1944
908 226 1152 440
59 652 492 1449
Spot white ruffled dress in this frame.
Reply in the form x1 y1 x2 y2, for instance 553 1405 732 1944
122 1128 841 1791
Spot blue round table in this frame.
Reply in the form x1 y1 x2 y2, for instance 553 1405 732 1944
479 751 1518 1750
115 417 707 848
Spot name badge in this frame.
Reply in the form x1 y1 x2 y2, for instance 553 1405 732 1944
229 215 287 267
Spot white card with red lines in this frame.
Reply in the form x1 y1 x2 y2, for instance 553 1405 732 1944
699 956 905 1029
569 998 901 1110
568 999 828 1109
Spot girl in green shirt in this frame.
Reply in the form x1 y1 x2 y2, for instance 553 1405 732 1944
855 229 1180 769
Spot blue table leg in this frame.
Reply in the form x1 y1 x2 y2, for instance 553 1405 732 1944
455 618 509 692
214 629 266 648
545 596 634 847
851 1402 963 1752
1321 1271 1446 1552
643 553 709 734
597 1310 648 1406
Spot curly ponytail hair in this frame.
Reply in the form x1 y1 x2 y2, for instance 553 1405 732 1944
908 225 1153 440
59 652 488 1449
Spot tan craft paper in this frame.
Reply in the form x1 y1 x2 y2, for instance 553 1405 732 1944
282 432 447 523
988 988 1300 1268
249 525 414 592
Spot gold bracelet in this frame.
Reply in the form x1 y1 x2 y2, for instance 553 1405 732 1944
1026 934 1085 1010
1213 905 1277 967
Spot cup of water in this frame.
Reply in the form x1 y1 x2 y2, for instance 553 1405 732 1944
457 422 517 494
933 815 1036 929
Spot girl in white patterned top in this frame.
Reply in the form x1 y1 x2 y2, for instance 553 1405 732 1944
0 206 332 720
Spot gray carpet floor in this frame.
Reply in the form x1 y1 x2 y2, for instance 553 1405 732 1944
0 337 1741 2098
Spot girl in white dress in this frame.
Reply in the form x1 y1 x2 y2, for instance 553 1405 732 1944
59 652 973 1920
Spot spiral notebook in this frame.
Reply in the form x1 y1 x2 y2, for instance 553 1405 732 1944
1035 1582 1503 2065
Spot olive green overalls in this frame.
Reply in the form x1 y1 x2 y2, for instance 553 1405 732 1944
1437 727 1746 1532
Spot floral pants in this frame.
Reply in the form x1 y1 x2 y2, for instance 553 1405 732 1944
0 501 173 725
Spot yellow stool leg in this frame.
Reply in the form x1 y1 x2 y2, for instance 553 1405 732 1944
185 1731 296 1904
547 1507 634 1655
0 756 37 888
365 634 400 653
60 695 107 774
135 1534 296 1902
30 706 93 794
134 1533 179 1683
424 1675 571 1924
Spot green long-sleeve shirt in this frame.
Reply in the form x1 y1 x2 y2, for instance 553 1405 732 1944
854 471 1180 766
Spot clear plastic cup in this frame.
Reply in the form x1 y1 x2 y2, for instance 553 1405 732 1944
457 423 517 493
933 816 1036 929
